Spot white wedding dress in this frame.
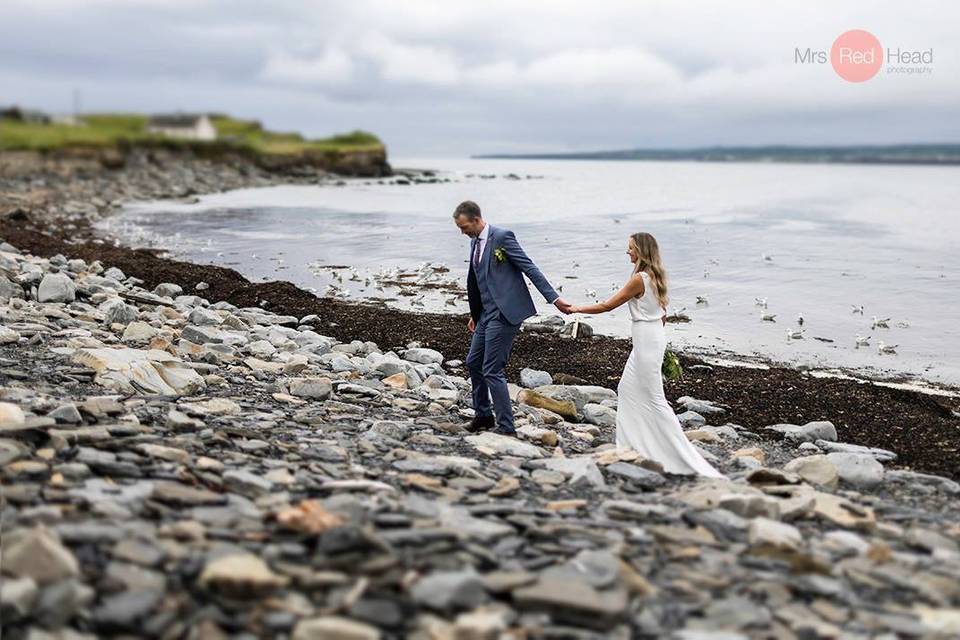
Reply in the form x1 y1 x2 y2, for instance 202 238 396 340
615 272 724 477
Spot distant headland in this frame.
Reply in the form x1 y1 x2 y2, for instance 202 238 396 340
475 143 960 166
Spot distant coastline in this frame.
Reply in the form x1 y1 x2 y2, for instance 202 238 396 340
475 143 960 166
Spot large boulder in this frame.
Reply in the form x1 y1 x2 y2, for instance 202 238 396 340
72 347 206 396
37 272 76 303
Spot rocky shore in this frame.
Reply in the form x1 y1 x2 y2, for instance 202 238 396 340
3 235 960 640
2 151 960 638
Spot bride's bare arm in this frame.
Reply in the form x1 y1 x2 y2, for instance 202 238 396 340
570 274 645 314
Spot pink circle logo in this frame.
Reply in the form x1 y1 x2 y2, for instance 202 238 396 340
831 29 883 82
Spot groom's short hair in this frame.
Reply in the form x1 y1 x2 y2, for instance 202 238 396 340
453 200 482 220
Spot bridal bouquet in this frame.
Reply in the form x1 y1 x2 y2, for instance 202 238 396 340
662 349 682 380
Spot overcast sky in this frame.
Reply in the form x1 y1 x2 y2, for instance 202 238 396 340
2 0 957 156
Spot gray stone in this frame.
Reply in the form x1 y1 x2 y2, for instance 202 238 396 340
403 347 443 364
783 454 839 489
465 432 543 458
37 272 76 303
826 452 885 487
520 367 553 388
543 549 620 588
718 493 781 520
677 396 727 417
528 456 606 488
102 299 139 325
512 578 628 630
153 282 183 298
0 576 38 621
816 440 897 462
677 410 706 428
367 420 411 441
48 403 82 424
748 517 803 551
605 461 666 488
292 616 381 640
223 469 274 498
3 527 80 584
188 307 222 326
289 377 333 400
92 589 163 629
411 571 488 612
583 403 617 427
765 421 837 443
0 278 24 301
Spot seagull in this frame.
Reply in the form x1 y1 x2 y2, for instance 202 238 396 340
851 304 864 315
872 316 890 329
761 253 774 262
786 328 805 340
878 341 898 354
586 289 597 299
855 334 871 347
696 296 709 305
797 312 804 326
754 297 768 308
761 312 777 322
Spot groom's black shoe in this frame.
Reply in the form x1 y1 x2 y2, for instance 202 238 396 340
465 415 495 433
490 425 517 437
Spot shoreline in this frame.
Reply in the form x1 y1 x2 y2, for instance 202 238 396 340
1 152 958 481
2 148 960 638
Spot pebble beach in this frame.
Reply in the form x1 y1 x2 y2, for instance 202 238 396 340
2 149 960 639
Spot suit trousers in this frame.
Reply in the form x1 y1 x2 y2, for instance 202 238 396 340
466 309 521 431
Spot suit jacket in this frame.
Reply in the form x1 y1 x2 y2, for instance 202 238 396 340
467 225 559 326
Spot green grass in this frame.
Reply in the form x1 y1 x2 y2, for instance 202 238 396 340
0 113 383 155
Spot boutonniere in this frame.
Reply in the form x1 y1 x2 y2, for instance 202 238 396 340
493 247 507 263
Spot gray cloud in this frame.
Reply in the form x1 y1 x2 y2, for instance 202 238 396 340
2 0 958 156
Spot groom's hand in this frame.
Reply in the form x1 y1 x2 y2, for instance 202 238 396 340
468 317 476 332
553 297 573 314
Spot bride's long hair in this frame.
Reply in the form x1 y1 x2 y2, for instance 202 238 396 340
630 232 669 310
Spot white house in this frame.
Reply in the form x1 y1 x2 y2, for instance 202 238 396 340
146 113 217 141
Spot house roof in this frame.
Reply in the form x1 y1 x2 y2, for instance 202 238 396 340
147 113 208 127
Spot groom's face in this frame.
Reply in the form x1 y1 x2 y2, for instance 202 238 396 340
454 214 484 238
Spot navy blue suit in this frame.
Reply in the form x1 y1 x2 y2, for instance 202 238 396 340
466 225 558 432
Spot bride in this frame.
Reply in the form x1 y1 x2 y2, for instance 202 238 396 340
569 232 724 478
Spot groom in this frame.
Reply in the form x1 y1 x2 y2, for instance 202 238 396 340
453 200 571 436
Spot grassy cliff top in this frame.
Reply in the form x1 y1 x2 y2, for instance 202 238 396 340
0 112 384 155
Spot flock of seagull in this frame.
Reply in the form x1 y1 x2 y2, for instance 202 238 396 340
301 253 908 357
749 296 904 355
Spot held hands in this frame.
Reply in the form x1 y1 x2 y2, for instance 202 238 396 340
553 297 574 315
467 317 476 333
